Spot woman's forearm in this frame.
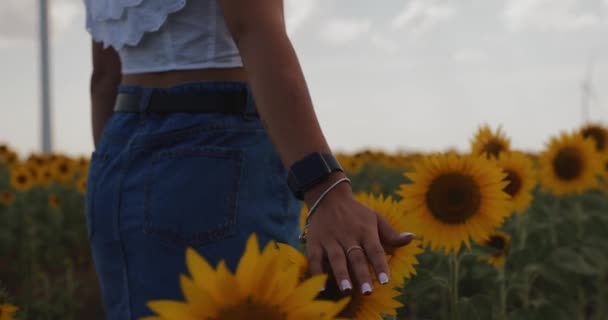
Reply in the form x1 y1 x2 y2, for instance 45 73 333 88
236 28 332 168
236 27 354 206
91 82 118 147
90 41 121 148
220 1 333 170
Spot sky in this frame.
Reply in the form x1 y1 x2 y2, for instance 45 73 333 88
0 0 607 157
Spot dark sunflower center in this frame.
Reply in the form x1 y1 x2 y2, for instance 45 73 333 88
503 169 522 197
17 174 28 184
2 193 13 202
58 163 69 174
217 298 286 320
483 140 505 158
426 173 481 224
486 235 506 250
582 127 606 152
552 147 583 181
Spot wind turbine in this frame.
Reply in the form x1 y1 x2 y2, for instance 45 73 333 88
39 0 52 152
580 56 598 124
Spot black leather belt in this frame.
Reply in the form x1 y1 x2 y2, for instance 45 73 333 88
114 91 252 114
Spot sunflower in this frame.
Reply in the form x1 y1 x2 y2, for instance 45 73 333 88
38 165 53 186
0 303 18 320
25 164 43 187
354 193 422 285
0 145 9 164
276 242 308 279
339 283 403 319
50 156 76 184
494 152 536 214
26 153 47 167
48 193 61 209
471 125 511 158
77 176 87 194
9 166 34 192
397 153 511 254
580 123 608 155
369 182 383 195
76 156 90 171
0 191 16 206
144 234 349 320
336 154 363 174
539 132 602 196
0 151 18 168
479 231 511 268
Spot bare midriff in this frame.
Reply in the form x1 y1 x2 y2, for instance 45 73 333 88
121 67 248 88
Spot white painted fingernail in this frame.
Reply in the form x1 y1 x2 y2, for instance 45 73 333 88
378 272 389 285
340 280 352 292
401 232 416 238
320 286 325 292
361 282 373 295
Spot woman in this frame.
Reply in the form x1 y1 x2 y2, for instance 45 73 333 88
84 0 415 318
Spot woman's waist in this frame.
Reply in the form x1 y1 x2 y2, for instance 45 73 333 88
121 67 248 88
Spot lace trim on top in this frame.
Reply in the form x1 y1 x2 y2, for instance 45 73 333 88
85 0 187 49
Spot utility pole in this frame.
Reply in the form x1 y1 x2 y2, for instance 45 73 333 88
39 0 52 152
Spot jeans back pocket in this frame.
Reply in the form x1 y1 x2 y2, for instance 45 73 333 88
144 146 243 247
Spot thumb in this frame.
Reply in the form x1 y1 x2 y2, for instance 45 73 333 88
377 213 416 248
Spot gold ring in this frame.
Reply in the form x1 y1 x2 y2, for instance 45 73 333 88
346 245 363 256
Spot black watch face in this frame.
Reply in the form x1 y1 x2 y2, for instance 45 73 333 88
291 153 331 187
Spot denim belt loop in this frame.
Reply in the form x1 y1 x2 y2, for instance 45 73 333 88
243 86 258 121
137 88 154 122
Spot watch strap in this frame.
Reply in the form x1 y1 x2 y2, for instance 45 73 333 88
287 153 344 200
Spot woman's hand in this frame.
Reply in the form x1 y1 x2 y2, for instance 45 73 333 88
303 173 416 295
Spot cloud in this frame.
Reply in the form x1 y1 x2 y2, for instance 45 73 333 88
320 18 371 46
370 33 399 54
453 49 488 63
391 0 454 33
0 0 36 40
0 0 81 45
504 0 602 31
285 0 318 36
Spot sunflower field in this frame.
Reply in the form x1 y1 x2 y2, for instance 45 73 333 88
1 123 608 320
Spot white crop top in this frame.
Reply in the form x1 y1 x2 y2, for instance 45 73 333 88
84 0 243 74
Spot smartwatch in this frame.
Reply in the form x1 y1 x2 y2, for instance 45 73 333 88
287 152 344 200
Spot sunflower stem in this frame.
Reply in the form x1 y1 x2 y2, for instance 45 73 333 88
516 213 528 250
574 199 585 241
549 198 560 246
498 266 507 320
577 285 586 320
448 252 460 320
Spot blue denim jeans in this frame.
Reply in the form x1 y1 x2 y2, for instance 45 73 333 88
85 81 302 319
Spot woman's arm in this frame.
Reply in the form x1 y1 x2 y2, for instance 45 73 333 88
219 0 414 295
90 41 121 148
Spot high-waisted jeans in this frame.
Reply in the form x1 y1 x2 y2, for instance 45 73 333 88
85 81 302 319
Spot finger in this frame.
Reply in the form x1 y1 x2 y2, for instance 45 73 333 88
377 212 416 248
362 237 390 286
307 242 325 290
346 245 374 295
325 242 352 293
